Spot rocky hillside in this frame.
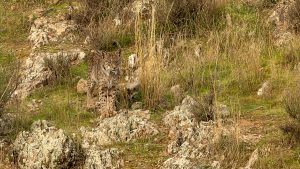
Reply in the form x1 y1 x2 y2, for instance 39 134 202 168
1 0 300 168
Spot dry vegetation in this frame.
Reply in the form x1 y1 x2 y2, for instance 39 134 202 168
2 0 300 168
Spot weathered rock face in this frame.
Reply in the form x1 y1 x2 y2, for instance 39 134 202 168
0 113 16 135
81 112 159 148
12 9 86 101
162 157 193 169
162 96 231 169
12 50 85 100
268 0 296 46
29 16 76 49
84 146 124 169
13 120 77 169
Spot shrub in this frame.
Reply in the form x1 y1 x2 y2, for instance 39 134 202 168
282 79 300 141
157 0 226 35
73 0 134 51
74 0 131 26
0 51 19 113
44 56 71 84
289 0 300 32
259 0 279 8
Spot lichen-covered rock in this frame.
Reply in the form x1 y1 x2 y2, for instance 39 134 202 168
163 96 200 129
162 96 232 169
13 120 77 169
12 50 85 100
84 146 124 169
29 16 76 49
131 102 143 110
81 112 159 148
162 157 194 169
0 113 16 135
268 0 296 46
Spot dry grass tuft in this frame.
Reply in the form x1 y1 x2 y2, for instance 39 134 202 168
44 56 71 85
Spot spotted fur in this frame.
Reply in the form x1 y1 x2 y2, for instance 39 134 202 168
87 49 121 118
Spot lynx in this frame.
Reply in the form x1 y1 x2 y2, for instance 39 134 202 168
87 49 121 118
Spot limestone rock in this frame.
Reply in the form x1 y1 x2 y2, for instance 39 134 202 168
163 96 200 129
77 79 88 94
13 120 77 169
81 112 159 148
217 104 230 118
128 54 137 68
268 0 296 46
162 157 194 169
29 16 76 49
243 149 259 169
131 102 143 110
257 81 271 97
12 49 85 100
84 146 124 169
162 96 232 168
127 109 151 120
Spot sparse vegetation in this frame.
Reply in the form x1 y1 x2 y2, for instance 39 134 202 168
282 78 300 142
3 0 300 168
0 50 19 113
44 56 72 84
289 0 300 32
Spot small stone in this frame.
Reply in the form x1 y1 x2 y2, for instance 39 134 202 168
217 104 230 118
128 54 137 68
114 16 122 26
244 148 259 169
126 79 140 91
84 36 91 45
77 79 88 94
211 161 221 169
257 81 270 97
131 102 143 110
127 109 151 119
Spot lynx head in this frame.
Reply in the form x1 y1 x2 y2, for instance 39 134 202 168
101 49 121 77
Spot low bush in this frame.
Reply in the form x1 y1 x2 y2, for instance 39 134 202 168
73 0 134 51
282 79 300 141
0 51 19 113
157 0 226 35
289 0 300 32
44 56 71 85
